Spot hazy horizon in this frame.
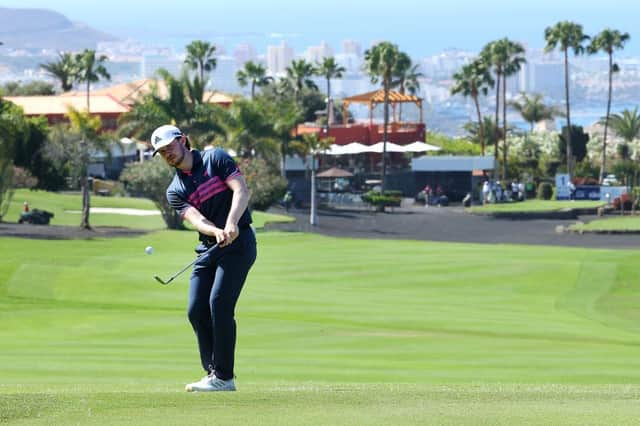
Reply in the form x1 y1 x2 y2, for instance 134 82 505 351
1 0 638 57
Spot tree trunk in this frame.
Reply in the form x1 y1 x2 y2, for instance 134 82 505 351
310 154 318 226
564 49 573 176
472 92 485 156
80 173 91 230
280 141 287 178
600 52 613 183
86 80 90 112
251 81 255 99
502 73 507 181
494 70 501 180
382 82 390 192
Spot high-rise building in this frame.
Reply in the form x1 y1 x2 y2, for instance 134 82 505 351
305 41 334 63
341 40 361 57
266 41 294 76
234 43 257 68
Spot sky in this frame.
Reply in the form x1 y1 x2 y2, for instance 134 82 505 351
2 0 639 57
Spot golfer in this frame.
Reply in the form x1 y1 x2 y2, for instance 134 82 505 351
151 124 257 392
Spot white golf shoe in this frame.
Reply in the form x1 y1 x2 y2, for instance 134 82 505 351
185 374 236 392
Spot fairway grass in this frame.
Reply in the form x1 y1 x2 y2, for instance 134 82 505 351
2 232 640 423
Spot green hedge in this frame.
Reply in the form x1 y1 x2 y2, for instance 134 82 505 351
361 190 402 211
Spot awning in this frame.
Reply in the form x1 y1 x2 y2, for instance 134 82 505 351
324 141 441 155
316 167 354 178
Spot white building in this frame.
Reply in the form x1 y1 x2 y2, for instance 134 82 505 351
305 41 334 64
266 41 294 76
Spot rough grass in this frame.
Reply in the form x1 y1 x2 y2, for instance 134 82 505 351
1 232 640 423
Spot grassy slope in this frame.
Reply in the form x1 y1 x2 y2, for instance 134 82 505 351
570 216 640 232
469 200 604 213
1 232 640 424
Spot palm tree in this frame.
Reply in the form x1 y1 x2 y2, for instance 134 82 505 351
285 59 318 104
315 57 345 127
75 49 111 111
481 39 508 174
587 29 630 182
184 40 217 85
392 52 423 121
363 41 403 192
509 93 562 132
40 52 78 92
500 40 526 180
236 61 272 99
544 21 590 176
608 107 640 144
451 58 494 155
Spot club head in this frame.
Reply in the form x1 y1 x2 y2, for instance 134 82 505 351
154 275 170 285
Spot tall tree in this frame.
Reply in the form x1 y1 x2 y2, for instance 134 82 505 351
315 57 345 126
45 109 107 229
587 29 630 182
392 52 423 121
544 21 589 176
500 40 526 180
363 41 403 191
184 40 217 85
284 59 318 104
40 52 78 92
451 58 494 155
236 61 272 99
481 38 525 180
509 93 563 132
75 49 111 112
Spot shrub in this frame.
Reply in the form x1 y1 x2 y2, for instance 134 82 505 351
238 158 287 211
12 166 37 189
537 182 553 200
119 158 185 230
361 190 402 212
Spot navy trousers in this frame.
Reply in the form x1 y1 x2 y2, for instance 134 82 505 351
187 228 257 380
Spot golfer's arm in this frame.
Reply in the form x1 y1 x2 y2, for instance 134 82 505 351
183 207 220 237
225 176 250 227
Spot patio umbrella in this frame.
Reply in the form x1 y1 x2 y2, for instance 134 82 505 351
316 167 354 178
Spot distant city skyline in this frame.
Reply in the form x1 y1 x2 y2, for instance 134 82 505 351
1 0 638 58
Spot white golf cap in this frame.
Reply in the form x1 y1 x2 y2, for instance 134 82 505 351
150 125 183 155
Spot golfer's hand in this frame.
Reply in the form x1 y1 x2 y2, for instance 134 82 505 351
213 228 228 246
222 223 239 247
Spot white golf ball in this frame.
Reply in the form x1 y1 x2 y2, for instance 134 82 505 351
145 246 154 255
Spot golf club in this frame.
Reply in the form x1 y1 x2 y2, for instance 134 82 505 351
154 243 219 285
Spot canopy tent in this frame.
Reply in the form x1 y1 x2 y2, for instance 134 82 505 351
316 167 354 178
402 141 442 152
342 89 423 126
323 141 441 155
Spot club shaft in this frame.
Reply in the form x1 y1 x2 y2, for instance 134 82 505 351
156 243 219 284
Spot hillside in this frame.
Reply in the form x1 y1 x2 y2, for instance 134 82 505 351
0 7 117 50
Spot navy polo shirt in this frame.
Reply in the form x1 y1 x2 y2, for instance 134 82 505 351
166 149 252 241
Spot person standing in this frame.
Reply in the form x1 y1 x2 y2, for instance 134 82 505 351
151 125 257 392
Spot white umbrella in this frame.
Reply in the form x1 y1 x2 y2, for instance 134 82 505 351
403 141 442 152
369 142 406 153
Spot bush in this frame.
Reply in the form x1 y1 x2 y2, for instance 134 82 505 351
361 190 402 212
238 158 287 211
12 167 37 189
537 182 553 200
119 158 185 230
